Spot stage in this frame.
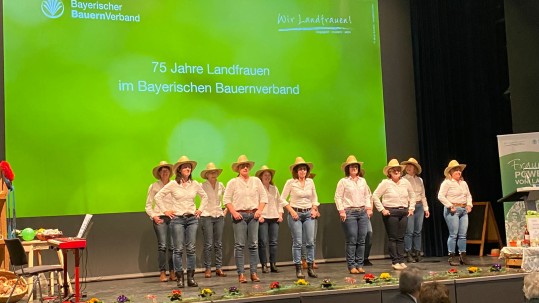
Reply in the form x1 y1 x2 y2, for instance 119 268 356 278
76 256 527 303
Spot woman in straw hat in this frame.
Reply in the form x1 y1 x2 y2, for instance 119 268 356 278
334 155 373 274
372 159 415 270
154 156 208 288
256 165 286 274
437 160 473 266
401 158 430 263
198 162 227 279
223 155 268 283
145 161 175 282
281 156 319 278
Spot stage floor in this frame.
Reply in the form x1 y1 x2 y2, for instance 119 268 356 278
75 255 524 302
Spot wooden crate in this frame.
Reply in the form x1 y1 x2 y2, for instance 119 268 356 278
504 253 523 268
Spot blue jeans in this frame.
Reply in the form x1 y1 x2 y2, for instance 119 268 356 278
382 208 408 264
258 218 280 264
152 216 174 272
364 219 372 260
232 212 259 274
341 208 369 269
288 211 316 264
444 207 468 253
200 216 224 269
301 218 318 259
171 215 198 271
404 203 424 252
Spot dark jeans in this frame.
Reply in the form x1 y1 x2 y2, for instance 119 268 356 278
382 208 409 264
200 216 224 269
258 218 280 264
341 208 369 269
152 216 174 272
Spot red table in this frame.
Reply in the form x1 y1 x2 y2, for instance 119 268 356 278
48 238 87 303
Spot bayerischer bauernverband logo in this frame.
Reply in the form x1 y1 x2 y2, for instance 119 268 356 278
42 0 64 19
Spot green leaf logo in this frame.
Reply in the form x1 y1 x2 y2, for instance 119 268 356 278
42 0 64 19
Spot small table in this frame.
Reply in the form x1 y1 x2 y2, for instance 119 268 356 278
48 238 86 303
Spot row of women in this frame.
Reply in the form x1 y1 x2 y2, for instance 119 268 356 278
145 154 473 287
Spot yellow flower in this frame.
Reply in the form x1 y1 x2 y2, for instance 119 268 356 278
467 266 479 273
295 279 309 285
379 273 392 280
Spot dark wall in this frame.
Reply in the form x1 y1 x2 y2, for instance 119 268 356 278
504 0 539 133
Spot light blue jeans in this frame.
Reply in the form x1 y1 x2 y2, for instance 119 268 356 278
341 208 369 269
444 207 468 253
232 212 259 274
171 215 198 272
288 210 316 264
404 203 424 252
200 216 224 269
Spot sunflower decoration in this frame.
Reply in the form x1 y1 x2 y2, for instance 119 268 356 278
87 298 103 303
379 273 393 282
467 266 480 274
198 288 214 298
294 278 310 286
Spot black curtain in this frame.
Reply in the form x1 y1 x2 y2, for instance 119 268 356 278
410 0 513 256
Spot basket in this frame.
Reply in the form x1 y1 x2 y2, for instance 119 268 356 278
0 271 28 303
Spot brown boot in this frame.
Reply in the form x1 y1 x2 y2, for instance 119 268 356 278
448 253 460 266
459 252 470 265
169 270 177 281
238 273 247 283
250 272 261 282
204 268 211 278
215 269 227 277
160 271 168 282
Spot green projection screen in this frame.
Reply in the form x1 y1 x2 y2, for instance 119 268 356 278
3 0 386 217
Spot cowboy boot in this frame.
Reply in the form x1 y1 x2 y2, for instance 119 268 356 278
414 250 422 262
295 264 305 279
238 273 247 283
270 263 279 273
301 258 308 269
169 270 177 281
250 272 261 282
159 271 167 282
448 253 460 266
176 270 185 288
459 252 470 265
261 264 269 273
307 263 318 278
204 268 211 278
215 269 227 277
406 251 415 263
186 269 198 287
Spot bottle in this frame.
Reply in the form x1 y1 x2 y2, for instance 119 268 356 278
523 225 531 247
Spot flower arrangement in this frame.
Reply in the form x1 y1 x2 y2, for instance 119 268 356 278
379 273 392 281
116 295 130 303
270 281 281 290
447 268 459 275
225 286 241 296
467 266 480 274
363 273 376 284
489 264 502 272
198 288 214 298
294 279 310 286
320 278 335 289
168 290 182 301
344 277 357 285
146 294 157 303
87 298 103 303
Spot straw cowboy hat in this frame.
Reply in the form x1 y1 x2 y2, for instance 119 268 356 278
383 159 405 176
401 158 422 174
255 165 276 178
200 162 223 179
289 156 313 172
172 156 197 174
341 155 364 172
444 160 466 178
231 155 255 172
152 161 173 179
